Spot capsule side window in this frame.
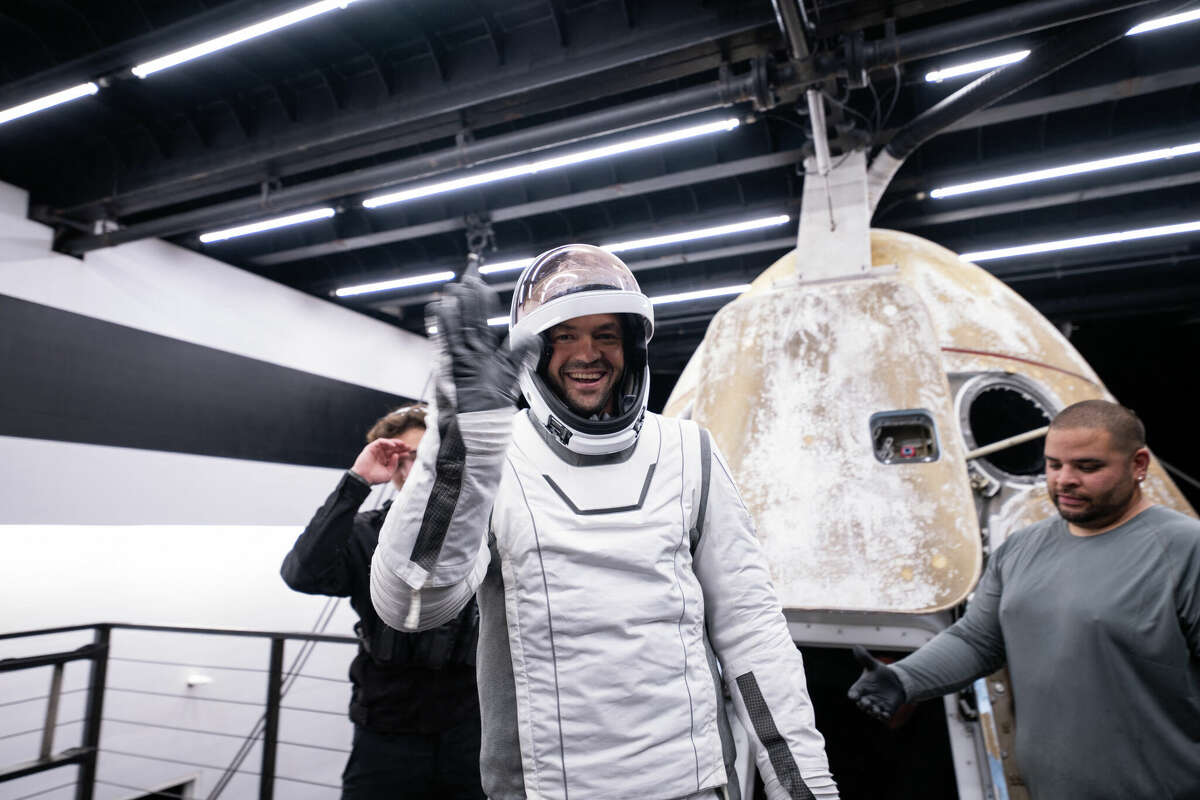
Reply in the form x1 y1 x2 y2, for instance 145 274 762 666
870 410 939 464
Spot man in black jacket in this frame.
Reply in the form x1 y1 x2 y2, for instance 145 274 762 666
281 404 482 799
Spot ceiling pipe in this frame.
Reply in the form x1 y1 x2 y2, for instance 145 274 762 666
866 0 1188 213
56 59 789 256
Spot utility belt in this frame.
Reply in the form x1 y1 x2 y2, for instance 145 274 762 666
356 597 478 669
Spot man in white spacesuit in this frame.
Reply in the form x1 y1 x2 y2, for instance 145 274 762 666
370 245 838 800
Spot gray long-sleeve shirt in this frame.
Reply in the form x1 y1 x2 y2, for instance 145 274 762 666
892 504 1200 799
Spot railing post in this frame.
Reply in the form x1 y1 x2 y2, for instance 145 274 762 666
75 625 110 800
259 637 284 800
39 663 65 759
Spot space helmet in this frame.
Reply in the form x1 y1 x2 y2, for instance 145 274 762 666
509 244 654 455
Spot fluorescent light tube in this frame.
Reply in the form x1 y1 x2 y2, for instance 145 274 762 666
960 219 1200 262
132 0 361 78
1127 8 1200 35
199 207 336 243
603 214 790 253
362 118 741 209
0 82 99 126
367 210 789 304
927 11 1199 86
478 258 534 276
479 214 790 277
931 141 1200 198
484 283 748 326
336 270 456 297
925 50 1029 83
651 284 751 305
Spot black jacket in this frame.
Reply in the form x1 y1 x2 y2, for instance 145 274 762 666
281 472 479 734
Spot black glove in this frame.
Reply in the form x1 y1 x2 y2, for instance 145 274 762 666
431 277 538 414
847 644 906 721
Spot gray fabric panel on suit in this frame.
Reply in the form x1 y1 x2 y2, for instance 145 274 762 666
410 386 467 571
690 428 712 555
734 672 815 800
704 631 741 800
477 533 527 800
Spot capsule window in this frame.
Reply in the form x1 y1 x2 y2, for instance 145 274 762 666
956 374 1058 483
870 410 939 464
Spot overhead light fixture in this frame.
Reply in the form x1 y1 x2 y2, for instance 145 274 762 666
960 219 1200 262
477 258 534 276
132 0 362 79
1127 8 1200 35
651 284 751 305
336 270 457 298
199 207 336 243
925 50 1029 83
360 210 789 305
927 10 1200 85
362 117 741 209
486 284 750 327
603 214 790 253
477 214 790 276
931 140 1200 198
0 82 99 126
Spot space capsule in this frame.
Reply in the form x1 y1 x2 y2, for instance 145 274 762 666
663 220 1195 798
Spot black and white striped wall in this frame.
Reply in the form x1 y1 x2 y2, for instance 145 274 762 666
0 180 434 527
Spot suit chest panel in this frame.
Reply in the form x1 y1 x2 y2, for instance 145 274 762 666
493 415 702 625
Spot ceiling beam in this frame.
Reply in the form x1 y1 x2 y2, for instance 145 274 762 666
358 235 796 312
891 168 1200 229
940 64 1200 135
0 0 293 104
886 120 1200 195
55 64 790 255
251 149 806 266
45 9 774 222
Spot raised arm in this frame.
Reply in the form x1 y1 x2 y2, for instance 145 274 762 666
370 278 536 632
692 437 838 800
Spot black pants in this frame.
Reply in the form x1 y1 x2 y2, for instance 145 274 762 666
341 715 484 800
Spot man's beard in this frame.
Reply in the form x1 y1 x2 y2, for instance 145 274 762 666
546 362 624 418
1052 478 1138 528
566 393 611 417
563 375 621 417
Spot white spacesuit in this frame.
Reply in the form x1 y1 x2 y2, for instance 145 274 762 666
370 245 837 800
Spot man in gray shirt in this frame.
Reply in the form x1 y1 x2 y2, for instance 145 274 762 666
848 399 1200 799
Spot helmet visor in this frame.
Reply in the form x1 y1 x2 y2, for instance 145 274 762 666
511 245 642 327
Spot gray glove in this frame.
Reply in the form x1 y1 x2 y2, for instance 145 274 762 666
847 644 907 721
431 277 538 414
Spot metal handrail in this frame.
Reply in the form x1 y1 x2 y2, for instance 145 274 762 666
0 621 356 644
0 622 357 799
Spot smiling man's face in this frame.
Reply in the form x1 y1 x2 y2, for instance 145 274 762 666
543 313 625 417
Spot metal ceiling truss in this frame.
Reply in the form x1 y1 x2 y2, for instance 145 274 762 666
53 58 790 255
251 148 807 266
359 235 798 313
37 7 776 224
3 0 1199 347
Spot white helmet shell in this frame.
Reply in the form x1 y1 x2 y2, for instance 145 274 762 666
510 245 654 456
